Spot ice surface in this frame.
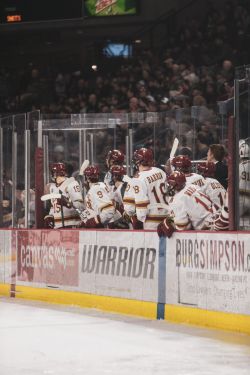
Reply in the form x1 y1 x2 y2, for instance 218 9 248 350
0 298 250 375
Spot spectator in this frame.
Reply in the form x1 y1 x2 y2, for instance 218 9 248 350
207 144 228 189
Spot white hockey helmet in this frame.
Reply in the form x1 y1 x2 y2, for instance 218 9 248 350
239 139 250 158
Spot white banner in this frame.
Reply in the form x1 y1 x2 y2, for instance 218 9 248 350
166 232 250 315
79 230 159 302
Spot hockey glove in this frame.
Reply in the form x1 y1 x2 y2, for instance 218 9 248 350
85 215 104 229
157 216 175 238
57 195 72 209
44 215 55 229
130 215 143 230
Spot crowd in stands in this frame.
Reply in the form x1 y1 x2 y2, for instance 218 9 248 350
1 0 249 118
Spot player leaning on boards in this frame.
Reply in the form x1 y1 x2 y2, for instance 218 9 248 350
197 162 226 212
157 171 214 238
43 162 84 229
171 155 207 191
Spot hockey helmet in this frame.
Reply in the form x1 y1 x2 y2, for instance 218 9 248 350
133 148 154 167
197 162 216 178
84 165 100 183
167 171 186 191
172 155 192 173
110 165 126 181
50 162 66 182
106 149 125 168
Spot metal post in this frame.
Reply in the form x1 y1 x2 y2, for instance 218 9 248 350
43 135 49 185
234 79 241 230
129 128 133 177
12 131 17 228
125 135 130 176
86 141 90 162
79 130 83 169
83 129 87 161
24 130 30 228
0 126 3 227
90 133 94 163
37 120 43 148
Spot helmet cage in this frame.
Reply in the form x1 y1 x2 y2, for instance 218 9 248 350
197 162 216 178
110 165 126 183
50 163 66 182
167 171 186 191
106 149 125 169
84 165 100 183
172 155 192 173
133 148 154 168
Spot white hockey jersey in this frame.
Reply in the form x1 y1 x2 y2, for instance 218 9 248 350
49 177 83 229
123 175 136 218
203 177 226 211
132 167 170 229
239 160 250 194
185 172 206 191
239 160 250 216
169 184 213 230
85 182 115 225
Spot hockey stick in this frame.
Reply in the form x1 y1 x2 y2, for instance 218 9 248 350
169 137 179 159
78 159 90 200
79 159 90 176
41 193 62 201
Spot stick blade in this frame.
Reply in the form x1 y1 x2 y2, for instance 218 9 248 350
170 137 179 159
79 160 90 176
41 193 61 201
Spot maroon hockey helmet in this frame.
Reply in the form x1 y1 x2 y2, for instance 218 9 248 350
167 171 186 191
133 148 154 167
197 162 216 178
84 165 100 183
50 162 66 182
172 155 192 173
110 165 126 180
106 149 125 168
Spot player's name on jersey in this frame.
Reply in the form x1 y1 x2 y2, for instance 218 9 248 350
210 182 222 189
184 186 196 197
146 171 164 184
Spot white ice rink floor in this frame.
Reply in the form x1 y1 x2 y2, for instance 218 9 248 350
0 298 250 375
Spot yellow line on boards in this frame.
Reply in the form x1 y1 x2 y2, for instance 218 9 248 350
165 304 250 335
14 285 157 319
0 284 10 297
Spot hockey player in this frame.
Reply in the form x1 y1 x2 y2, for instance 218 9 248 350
79 165 116 228
197 162 226 212
109 164 128 212
44 162 84 229
130 147 170 230
108 164 131 229
239 139 250 218
104 149 125 188
171 155 207 190
165 171 214 231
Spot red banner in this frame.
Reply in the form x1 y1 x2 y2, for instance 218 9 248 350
17 230 79 286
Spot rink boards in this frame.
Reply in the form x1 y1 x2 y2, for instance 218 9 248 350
0 229 250 334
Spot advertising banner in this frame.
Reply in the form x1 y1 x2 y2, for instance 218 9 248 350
0 230 12 284
166 232 250 315
79 230 159 302
16 230 79 287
